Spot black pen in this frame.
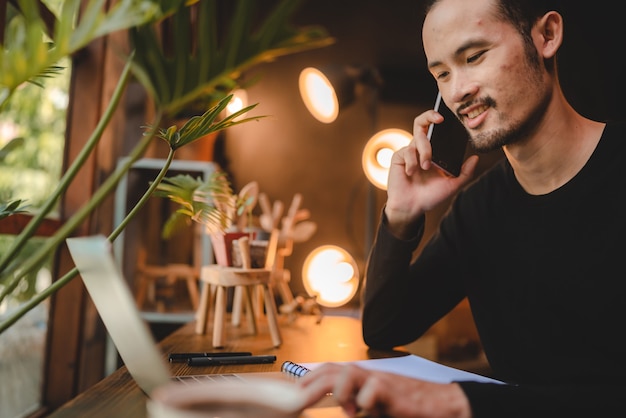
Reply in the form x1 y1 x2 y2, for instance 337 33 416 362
168 351 252 363
187 354 277 366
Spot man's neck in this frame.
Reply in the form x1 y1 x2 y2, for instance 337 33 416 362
503 101 605 195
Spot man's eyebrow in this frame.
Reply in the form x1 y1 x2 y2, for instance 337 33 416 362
427 39 490 70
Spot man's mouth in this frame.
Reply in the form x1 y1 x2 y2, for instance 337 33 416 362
460 103 490 130
465 105 489 120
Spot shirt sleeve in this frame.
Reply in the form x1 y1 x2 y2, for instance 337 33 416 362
361 210 466 349
458 380 626 417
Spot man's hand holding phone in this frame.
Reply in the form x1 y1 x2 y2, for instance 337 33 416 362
383 93 478 239
428 91 470 177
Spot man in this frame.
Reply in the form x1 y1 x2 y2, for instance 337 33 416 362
298 0 626 416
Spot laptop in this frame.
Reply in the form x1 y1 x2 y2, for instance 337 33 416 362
66 235 345 418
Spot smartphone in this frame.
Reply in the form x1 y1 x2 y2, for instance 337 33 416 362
426 91 469 177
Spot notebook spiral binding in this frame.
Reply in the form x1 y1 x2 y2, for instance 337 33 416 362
281 361 311 377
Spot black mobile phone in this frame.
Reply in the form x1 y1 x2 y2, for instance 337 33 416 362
427 92 469 177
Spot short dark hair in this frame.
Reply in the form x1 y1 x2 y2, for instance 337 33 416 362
424 0 562 40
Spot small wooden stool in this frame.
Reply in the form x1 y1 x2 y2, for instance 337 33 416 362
134 248 200 311
194 234 282 348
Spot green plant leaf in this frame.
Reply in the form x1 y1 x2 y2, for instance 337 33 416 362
128 0 334 118
0 199 30 220
0 137 25 161
154 171 238 236
160 211 191 239
151 94 265 150
0 0 161 109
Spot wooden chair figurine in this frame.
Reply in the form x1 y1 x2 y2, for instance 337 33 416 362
194 230 282 348
134 224 203 312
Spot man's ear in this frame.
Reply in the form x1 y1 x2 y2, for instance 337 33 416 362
534 11 563 59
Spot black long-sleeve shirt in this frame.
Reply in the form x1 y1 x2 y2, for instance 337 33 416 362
362 121 626 417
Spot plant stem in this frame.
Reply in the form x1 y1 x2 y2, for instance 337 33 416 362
0 267 77 333
0 55 135 276
108 146 175 243
0 137 174 334
0 116 161 305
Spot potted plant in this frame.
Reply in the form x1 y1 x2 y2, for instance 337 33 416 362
154 171 261 267
0 0 333 334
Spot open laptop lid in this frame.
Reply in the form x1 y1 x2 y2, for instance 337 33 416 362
66 235 171 394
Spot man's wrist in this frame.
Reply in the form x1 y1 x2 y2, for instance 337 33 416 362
382 206 425 240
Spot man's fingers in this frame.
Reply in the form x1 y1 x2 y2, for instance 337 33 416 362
457 154 479 183
412 110 443 173
354 375 388 416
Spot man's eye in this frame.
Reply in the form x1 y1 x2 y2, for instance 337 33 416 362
467 51 486 63
435 70 449 80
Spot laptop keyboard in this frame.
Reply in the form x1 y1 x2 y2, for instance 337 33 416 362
172 373 246 385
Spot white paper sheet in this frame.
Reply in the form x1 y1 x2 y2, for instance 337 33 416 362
300 354 503 384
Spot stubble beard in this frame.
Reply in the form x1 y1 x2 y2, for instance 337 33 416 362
468 94 549 154
465 43 550 154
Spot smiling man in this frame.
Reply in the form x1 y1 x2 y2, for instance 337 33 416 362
297 0 626 417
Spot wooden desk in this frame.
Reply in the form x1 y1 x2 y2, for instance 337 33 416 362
49 314 404 418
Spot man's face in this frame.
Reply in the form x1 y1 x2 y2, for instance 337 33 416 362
422 0 550 153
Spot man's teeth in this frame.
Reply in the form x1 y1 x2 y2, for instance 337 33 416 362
467 105 488 119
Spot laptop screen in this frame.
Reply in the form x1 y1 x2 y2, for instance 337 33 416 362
66 235 171 394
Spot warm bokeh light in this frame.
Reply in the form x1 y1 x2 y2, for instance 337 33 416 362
376 147 394 168
298 67 339 124
302 245 359 307
362 128 412 190
225 89 248 116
